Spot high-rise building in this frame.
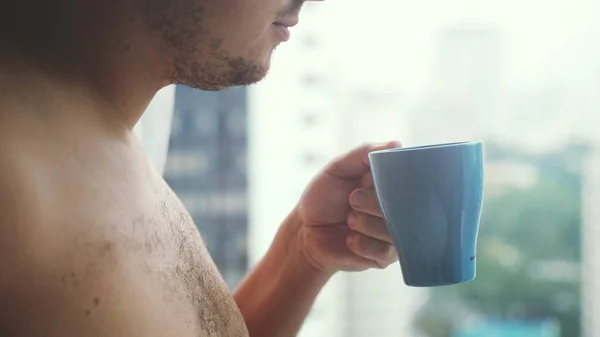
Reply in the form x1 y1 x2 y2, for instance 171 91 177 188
582 144 600 337
410 26 505 145
581 13 600 336
164 85 249 289
435 26 505 106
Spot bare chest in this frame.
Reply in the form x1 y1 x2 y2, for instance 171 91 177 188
135 187 249 337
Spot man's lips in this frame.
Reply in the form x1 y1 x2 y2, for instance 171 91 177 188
273 16 299 28
272 16 299 42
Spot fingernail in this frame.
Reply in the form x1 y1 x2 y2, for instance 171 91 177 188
346 235 356 248
351 190 366 207
348 212 357 228
370 143 389 151
388 140 402 148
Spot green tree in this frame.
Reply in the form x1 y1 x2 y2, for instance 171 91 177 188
417 141 587 337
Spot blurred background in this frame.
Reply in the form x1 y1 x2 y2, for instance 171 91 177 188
136 0 600 336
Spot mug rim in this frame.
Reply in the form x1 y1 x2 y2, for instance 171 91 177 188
369 140 483 155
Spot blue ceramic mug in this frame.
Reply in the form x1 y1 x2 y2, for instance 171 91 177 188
368 141 484 287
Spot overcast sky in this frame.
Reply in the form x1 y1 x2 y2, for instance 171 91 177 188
310 0 600 93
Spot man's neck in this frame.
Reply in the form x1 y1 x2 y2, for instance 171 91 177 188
0 1 169 129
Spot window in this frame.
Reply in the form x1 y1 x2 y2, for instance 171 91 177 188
301 113 319 126
301 74 322 87
170 114 184 136
302 34 319 48
165 150 210 177
225 109 247 136
180 191 247 216
234 150 247 174
192 111 217 135
302 153 320 165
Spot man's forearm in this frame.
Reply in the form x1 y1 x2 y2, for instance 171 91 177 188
234 210 333 337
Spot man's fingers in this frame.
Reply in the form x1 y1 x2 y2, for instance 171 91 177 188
347 211 392 244
349 189 382 217
361 173 374 189
325 141 401 179
346 232 398 269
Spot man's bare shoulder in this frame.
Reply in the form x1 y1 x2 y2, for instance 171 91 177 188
0 145 51 256
0 139 177 336
0 135 249 337
0 147 107 335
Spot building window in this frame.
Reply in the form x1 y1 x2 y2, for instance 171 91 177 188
165 150 211 177
302 34 319 48
170 114 184 136
178 192 209 215
234 150 247 174
302 153 320 165
179 191 247 216
301 74 321 87
226 109 247 137
193 111 217 135
301 113 318 126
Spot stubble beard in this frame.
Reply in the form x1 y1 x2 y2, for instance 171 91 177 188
136 0 269 91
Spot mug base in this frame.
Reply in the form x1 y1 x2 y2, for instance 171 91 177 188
404 276 476 288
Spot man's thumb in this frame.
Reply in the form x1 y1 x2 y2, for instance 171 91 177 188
326 141 402 179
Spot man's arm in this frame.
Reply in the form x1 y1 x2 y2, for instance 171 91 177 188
234 209 333 337
234 142 401 336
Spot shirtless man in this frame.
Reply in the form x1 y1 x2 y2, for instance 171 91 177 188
0 0 401 336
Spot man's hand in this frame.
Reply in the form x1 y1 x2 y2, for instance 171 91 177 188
235 141 402 336
291 141 402 275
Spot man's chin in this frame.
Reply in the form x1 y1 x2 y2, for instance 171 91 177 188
200 66 270 91
198 75 268 91
174 55 271 91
